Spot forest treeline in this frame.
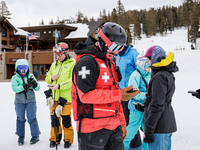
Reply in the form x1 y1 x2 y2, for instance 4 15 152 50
44 0 200 44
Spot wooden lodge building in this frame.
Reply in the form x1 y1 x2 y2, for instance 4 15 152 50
0 16 103 80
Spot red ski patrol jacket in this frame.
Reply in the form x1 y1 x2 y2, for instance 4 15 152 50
72 36 126 133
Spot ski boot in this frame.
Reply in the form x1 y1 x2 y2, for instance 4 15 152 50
30 136 39 144
18 136 24 146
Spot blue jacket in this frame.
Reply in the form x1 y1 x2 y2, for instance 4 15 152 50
11 59 40 104
116 45 139 89
128 66 150 111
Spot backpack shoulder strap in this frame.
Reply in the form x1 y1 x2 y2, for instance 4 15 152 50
137 69 148 89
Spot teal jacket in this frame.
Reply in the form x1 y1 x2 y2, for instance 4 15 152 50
11 59 40 104
128 66 150 111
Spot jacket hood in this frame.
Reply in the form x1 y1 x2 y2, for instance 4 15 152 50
15 59 29 71
73 36 107 59
15 59 30 77
151 52 179 73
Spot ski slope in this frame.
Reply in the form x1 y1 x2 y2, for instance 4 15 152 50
1 27 200 150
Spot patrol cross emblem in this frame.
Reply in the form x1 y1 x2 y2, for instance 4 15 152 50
78 66 90 79
102 72 109 83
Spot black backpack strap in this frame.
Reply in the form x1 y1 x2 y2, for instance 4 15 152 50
137 69 148 89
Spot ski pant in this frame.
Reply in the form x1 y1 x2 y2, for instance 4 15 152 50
78 125 124 150
50 101 74 144
15 102 40 137
148 133 172 150
123 110 148 150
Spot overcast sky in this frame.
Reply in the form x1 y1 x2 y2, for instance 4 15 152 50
6 0 183 27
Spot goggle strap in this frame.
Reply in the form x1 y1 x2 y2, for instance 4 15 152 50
99 29 124 52
98 29 113 47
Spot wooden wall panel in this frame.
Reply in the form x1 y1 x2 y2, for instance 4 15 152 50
6 53 25 64
32 52 53 64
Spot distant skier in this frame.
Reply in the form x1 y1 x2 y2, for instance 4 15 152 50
11 59 40 146
191 44 195 50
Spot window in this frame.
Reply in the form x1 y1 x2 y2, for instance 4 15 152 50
34 32 40 37
44 31 46 34
1 26 7 37
49 31 51 33
2 40 7 45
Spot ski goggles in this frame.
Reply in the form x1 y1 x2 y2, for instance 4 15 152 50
98 29 125 54
17 65 28 76
53 46 69 55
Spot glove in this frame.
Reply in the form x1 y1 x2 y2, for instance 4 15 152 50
192 93 200 99
27 77 37 88
121 85 140 101
144 133 154 143
192 89 200 99
23 83 31 91
46 97 54 109
55 105 63 117
121 126 127 141
135 104 144 112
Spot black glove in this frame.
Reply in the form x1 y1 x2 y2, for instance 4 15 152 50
144 133 154 143
23 83 31 91
192 93 200 99
58 97 67 107
44 89 52 98
27 77 37 88
196 89 200 93
135 104 144 112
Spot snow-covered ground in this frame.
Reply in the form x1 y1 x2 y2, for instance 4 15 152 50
1 27 200 150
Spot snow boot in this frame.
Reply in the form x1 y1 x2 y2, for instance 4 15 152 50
30 136 39 144
18 136 24 146
64 141 71 148
49 140 60 148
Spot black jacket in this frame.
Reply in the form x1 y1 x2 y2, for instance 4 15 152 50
144 61 178 135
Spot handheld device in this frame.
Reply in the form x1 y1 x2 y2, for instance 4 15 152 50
188 90 198 94
127 89 138 93
47 85 53 87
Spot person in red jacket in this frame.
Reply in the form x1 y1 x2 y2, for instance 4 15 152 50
72 22 140 150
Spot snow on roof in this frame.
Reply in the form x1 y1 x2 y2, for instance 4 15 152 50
14 28 29 36
64 23 89 39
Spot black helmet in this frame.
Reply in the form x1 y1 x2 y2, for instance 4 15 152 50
98 22 127 53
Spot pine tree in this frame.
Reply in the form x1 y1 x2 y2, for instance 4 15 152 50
0 1 11 19
125 27 132 44
110 8 118 23
102 9 108 22
76 10 84 23
148 8 158 36
89 17 95 22
182 0 193 27
83 17 89 22
116 0 125 25
167 6 174 33
131 10 141 40
40 19 44 25
189 1 199 43
49 18 54 24
142 12 150 37
159 16 166 35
